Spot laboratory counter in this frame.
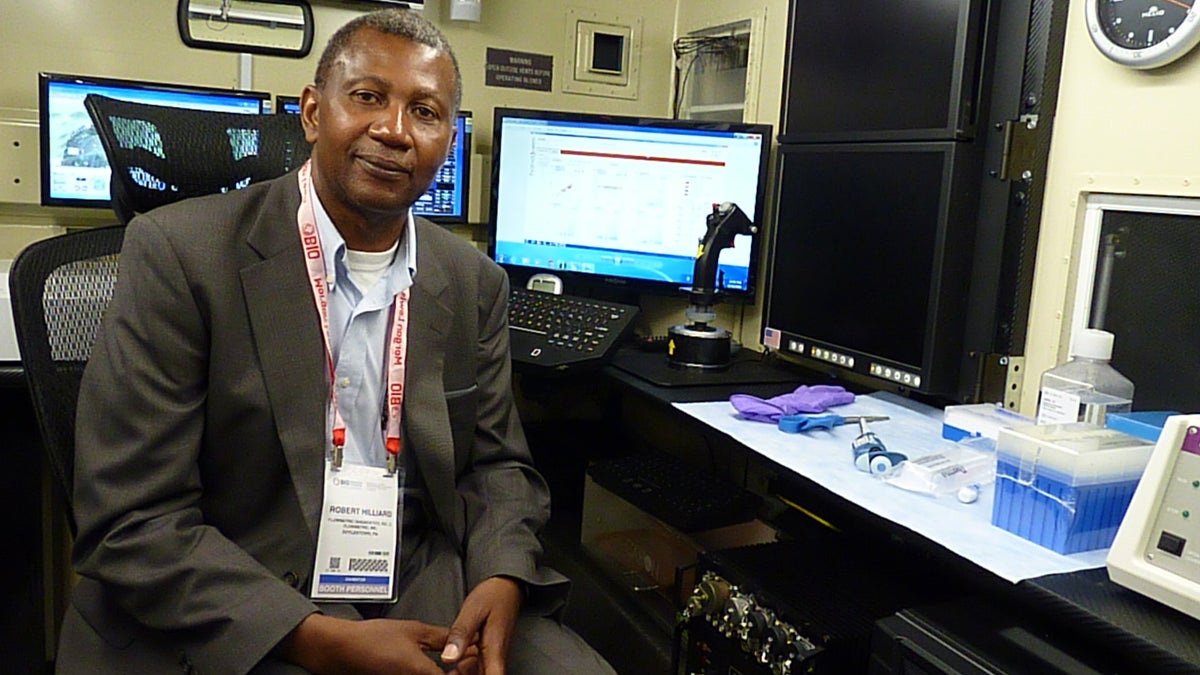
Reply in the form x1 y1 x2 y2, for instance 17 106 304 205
537 346 1200 673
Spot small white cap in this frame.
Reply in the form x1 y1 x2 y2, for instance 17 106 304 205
1072 328 1114 360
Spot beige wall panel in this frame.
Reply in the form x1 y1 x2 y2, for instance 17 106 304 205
1022 0 1200 414
0 108 40 206
1 0 240 112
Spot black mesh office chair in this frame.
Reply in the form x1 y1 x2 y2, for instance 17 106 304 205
10 98 311 530
9 225 126 533
83 93 311 224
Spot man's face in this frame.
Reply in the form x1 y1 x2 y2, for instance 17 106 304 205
300 29 457 222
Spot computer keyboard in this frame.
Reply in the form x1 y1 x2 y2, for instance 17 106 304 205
507 287 638 373
587 451 762 533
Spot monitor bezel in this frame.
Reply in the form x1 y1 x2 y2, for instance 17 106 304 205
275 94 301 115
38 71 271 209
487 106 772 303
778 0 986 144
761 141 982 397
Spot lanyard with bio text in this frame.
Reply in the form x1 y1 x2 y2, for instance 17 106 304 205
296 161 410 473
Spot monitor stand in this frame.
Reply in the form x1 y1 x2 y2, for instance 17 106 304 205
610 347 801 388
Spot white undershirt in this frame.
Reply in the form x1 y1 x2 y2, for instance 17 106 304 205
344 242 400 293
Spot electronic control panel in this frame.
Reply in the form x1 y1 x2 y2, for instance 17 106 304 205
679 568 822 675
1107 414 1200 619
675 539 946 674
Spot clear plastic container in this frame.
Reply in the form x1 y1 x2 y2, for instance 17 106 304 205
1036 329 1134 426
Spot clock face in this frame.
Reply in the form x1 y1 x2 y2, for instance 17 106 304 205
1098 0 1193 49
1087 0 1200 68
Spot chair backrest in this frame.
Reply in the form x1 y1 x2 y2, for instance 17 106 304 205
13 99 309 530
83 94 312 224
9 225 126 533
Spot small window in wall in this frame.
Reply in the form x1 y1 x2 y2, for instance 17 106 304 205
1071 194 1200 411
563 8 642 100
673 21 752 122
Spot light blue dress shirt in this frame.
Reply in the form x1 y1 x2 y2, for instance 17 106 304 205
311 191 417 469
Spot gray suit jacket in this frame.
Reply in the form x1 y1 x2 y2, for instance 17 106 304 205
59 173 563 674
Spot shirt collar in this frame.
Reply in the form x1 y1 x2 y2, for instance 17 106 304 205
308 181 418 290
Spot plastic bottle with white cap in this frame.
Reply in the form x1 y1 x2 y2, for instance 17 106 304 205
1036 328 1134 425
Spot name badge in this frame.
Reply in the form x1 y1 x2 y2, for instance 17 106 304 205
311 460 402 602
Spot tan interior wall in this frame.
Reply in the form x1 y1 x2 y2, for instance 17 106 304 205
0 0 677 256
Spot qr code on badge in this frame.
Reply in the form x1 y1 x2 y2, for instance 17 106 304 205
329 556 341 570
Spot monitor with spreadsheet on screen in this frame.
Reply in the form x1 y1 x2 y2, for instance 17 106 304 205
38 72 270 209
488 107 771 301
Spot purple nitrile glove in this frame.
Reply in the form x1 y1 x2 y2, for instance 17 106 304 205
730 385 855 423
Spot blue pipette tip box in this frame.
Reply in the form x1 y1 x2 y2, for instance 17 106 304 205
992 423 1153 554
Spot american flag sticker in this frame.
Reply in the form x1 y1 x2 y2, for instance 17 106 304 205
763 327 781 349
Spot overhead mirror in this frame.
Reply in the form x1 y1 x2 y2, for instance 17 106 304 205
178 0 314 58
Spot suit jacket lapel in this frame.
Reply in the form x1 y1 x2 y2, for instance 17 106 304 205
241 176 327 540
236 196 461 542
406 226 458 539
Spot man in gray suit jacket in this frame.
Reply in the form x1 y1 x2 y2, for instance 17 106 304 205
58 9 612 675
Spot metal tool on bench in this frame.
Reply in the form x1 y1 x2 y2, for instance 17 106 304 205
777 413 889 433
851 417 908 474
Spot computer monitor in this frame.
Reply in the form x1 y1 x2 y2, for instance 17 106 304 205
412 110 471 223
779 0 986 143
488 107 771 301
761 142 981 396
250 98 469 223
276 94 301 115
38 72 270 209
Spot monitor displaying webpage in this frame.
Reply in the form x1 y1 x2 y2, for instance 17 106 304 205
492 116 765 292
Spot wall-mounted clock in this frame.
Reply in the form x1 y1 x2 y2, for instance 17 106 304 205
1085 0 1200 69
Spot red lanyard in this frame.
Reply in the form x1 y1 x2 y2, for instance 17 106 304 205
296 161 410 472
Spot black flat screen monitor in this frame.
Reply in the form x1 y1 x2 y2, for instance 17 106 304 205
411 110 471 223
265 97 470 222
275 94 301 115
38 72 270 209
489 107 772 301
762 142 980 396
780 0 986 143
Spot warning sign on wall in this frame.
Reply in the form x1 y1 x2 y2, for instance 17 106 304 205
485 48 553 92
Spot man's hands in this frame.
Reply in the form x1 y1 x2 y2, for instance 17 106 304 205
279 613 470 675
277 576 522 674
440 576 523 674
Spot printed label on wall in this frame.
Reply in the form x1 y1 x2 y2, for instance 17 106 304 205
486 48 553 92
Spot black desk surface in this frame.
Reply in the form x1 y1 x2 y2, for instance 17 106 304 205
600 349 1200 671
605 346 830 403
1021 568 1200 671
